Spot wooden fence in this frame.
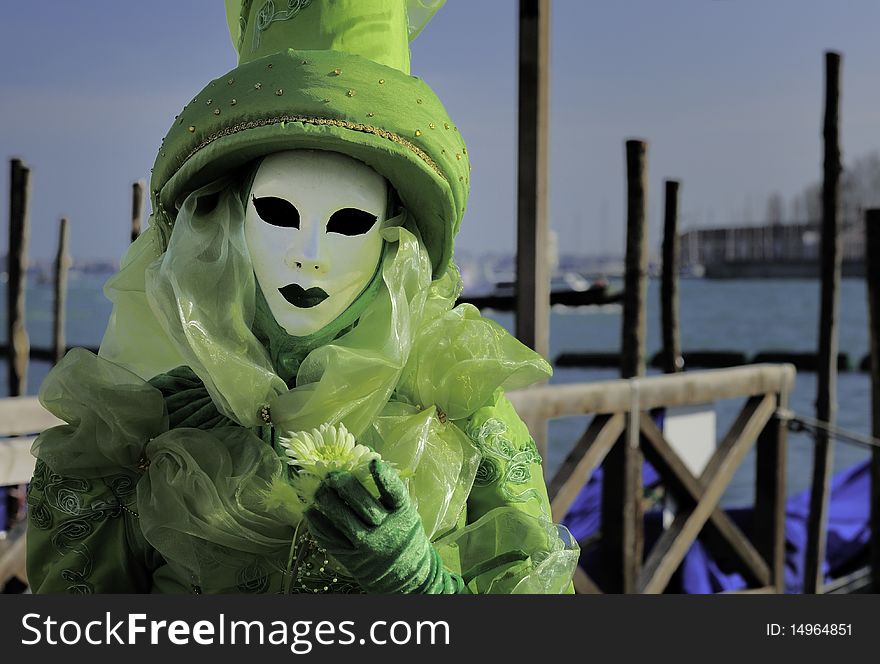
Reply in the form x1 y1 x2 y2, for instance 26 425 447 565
509 363 795 593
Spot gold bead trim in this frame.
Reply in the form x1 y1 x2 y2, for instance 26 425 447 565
181 115 447 181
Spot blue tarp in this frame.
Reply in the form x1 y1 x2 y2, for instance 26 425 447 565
562 457 872 593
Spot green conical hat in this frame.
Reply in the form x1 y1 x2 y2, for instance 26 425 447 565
150 0 469 277
231 0 413 71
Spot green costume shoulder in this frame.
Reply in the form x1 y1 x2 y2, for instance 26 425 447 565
26 363 226 594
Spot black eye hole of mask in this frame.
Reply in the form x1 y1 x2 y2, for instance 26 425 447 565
252 196 300 229
326 208 379 236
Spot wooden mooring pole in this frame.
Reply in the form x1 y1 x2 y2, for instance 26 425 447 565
515 0 551 461
865 208 880 592
6 159 31 396
602 139 648 592
661 179 683 374
131 180 144 244
805 51 843 594
621 140 649 381
515 0 550 360
53 217 70 365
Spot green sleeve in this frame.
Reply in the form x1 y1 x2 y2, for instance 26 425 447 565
459 389 576 594
463 389 551 524
26 460 163 594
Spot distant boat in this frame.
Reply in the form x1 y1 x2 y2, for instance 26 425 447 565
458 273 623 311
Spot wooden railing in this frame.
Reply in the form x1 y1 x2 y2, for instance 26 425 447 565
0 396 60 488
0 396 62 587
508 363 796 594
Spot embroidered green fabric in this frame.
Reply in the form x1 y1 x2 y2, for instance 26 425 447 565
28 178 578 594
26 460 154 595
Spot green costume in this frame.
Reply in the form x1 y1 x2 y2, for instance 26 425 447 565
26 0 578 594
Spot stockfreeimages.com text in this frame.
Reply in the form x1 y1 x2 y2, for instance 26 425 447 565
21 612 450 654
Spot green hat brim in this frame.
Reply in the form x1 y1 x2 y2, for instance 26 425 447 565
151 49 470 277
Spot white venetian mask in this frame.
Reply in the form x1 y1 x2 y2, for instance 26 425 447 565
244 150 387 337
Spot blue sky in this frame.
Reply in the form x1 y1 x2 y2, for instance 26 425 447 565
2 1 879 263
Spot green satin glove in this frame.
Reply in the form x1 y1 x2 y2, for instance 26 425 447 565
305 459 469 594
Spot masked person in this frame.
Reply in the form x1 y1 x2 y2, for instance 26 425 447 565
26 0 579 594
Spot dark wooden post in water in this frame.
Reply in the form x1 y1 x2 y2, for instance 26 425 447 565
864 208 880 592
53 217 70 365
805 51 843 594
620 140 649 380
7 159 31 396
131 180 144 244
515 0 550 359
602 139 648 592
661 179 683 374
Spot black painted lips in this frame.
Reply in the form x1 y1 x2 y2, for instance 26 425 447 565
279 284 329 308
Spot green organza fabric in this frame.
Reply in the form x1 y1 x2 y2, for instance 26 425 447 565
33 178 578 593
435 507 579 594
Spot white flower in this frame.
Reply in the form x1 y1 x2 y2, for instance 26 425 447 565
278 422 380 481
